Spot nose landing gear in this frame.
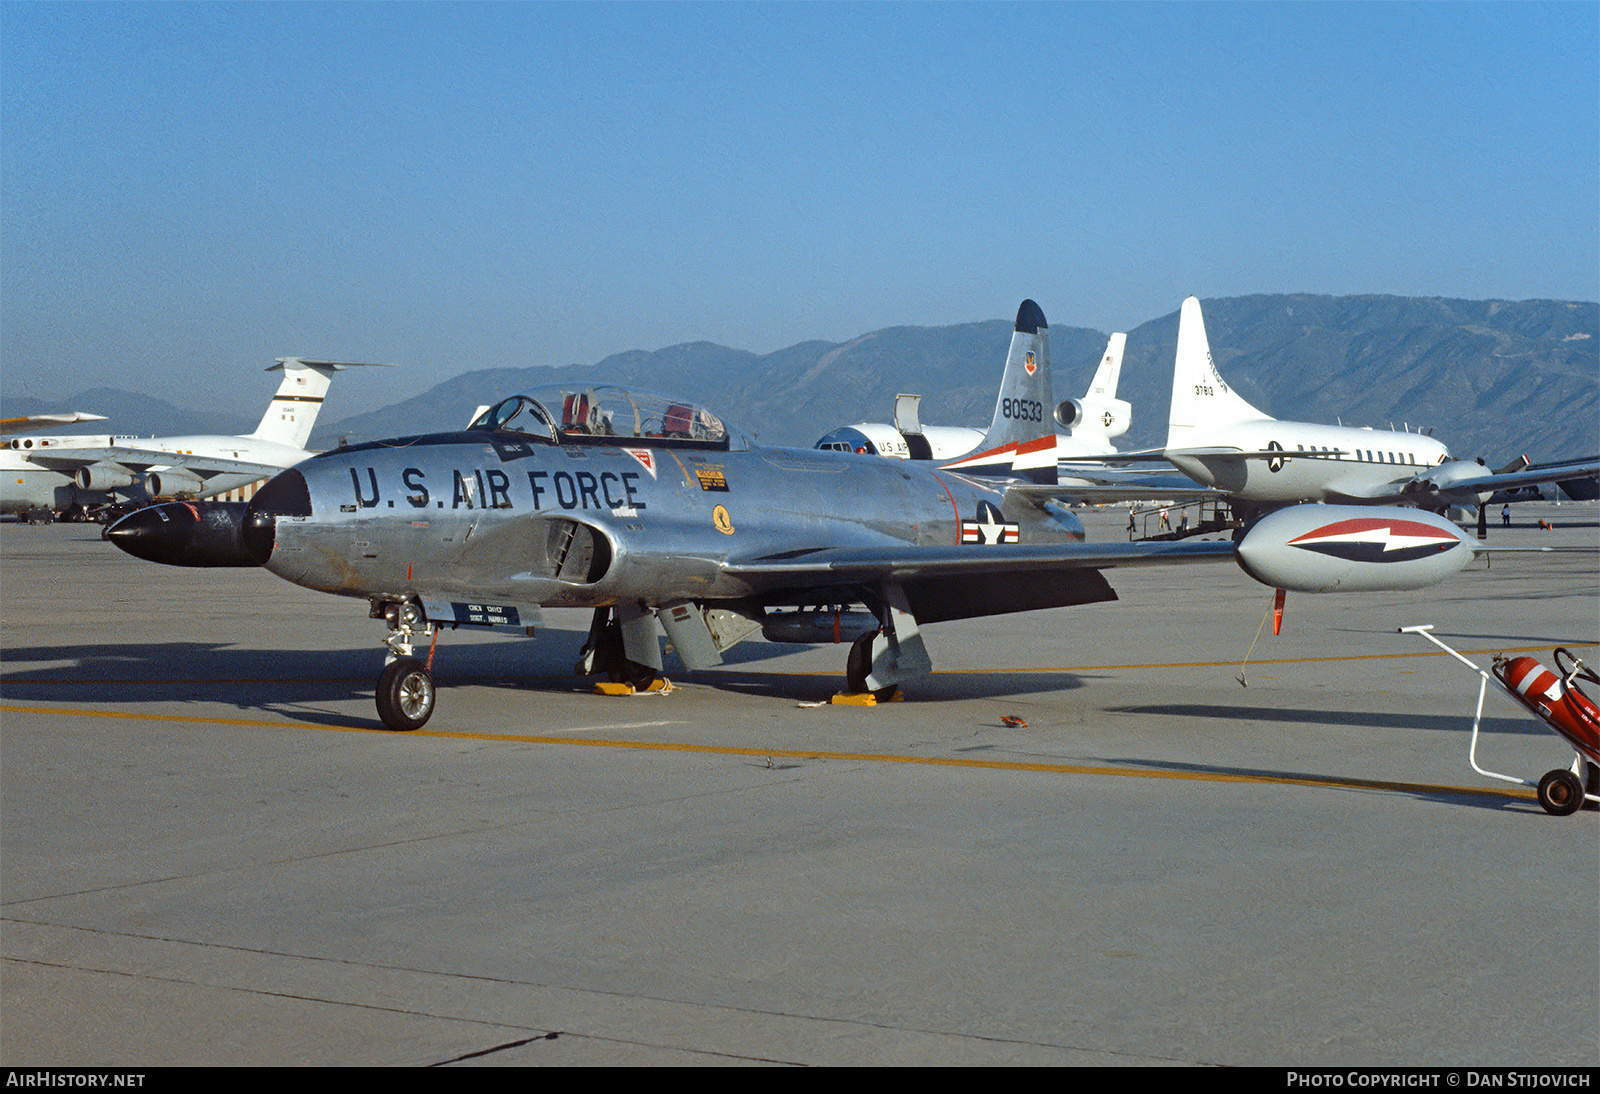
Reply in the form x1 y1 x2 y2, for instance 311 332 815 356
375 600 438 731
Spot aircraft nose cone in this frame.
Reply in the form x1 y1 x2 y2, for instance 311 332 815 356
106 501 260 567
105 503 198 565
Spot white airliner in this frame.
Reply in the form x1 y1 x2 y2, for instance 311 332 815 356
1 358 385 521
1134 296 1597 514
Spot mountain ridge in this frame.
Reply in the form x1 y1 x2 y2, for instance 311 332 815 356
7 294 1594 464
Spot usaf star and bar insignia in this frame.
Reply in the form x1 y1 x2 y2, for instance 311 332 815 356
960 501 1019 545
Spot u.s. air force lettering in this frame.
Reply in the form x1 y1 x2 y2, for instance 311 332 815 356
349 465 648 513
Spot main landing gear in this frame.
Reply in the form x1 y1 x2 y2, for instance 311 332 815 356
844 630 899 704
374 600 438 731
576 605 670 694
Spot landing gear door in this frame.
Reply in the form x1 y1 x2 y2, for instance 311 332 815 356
420 598 543 632
866 582 932 692
657 599 724 671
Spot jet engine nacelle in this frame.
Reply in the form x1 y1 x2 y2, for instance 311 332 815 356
815 423 985 462
75 462 139 492
1235 505 1476 593
145 469 205 498
1054 397 1132 440
815 423 913 459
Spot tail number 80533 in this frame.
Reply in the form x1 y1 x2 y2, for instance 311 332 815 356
1002 398 1043 422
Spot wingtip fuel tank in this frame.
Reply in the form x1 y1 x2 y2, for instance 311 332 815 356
1235 505 1476 593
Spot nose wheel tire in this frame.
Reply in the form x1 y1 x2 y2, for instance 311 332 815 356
377 657 435 731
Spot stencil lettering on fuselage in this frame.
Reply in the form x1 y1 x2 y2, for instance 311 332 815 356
358 466 648 513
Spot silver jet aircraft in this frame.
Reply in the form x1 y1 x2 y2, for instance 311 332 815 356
107 303 1493 731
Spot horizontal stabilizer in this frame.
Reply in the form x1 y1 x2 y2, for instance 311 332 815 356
268 358 392 373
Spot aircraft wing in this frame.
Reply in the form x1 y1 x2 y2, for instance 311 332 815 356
1 412 110 434
724 537 1236 582
22 444 288 481
1058 446 1172 464
1330 457 1600 505
731 536 1240 625
1010 471 1225 505
710 475 1239 629
1091 446 1354 464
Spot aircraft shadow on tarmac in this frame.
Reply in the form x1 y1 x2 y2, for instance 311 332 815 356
0 637 1086 718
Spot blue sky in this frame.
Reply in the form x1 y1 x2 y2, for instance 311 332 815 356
3 1 1596 415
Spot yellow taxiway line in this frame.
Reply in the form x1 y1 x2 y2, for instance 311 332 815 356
0 701 1533 804
7 641 1589 805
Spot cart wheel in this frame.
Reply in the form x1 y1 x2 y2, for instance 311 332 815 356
1536 769 1584 817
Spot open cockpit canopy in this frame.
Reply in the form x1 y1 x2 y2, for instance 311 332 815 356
468 385 743 450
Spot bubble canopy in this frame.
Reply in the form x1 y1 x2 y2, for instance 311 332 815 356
467 385 745 450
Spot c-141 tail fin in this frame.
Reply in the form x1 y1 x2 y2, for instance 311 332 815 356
251 358 388 450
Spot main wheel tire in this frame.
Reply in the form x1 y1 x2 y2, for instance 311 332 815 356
376 657 434 731
845 631 894 701
1536 769 1584 816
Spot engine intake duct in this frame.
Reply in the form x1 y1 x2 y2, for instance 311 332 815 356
538 518 612 584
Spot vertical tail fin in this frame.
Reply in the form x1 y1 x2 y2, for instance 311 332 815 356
978 299 1054 451
1087 331 1125 399
1166 296 1266 449
250 359 385 450
1059 332 1132 451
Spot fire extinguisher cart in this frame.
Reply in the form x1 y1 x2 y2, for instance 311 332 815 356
1401 625 1600 816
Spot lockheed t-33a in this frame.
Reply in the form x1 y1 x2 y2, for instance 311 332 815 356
108 302 1492 732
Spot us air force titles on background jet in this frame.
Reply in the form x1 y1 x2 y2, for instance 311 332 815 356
0 358 387 522
107 301 1499 733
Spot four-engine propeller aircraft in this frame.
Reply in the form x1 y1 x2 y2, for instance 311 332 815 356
1132 297 1600 518
1 358 385 521
107 302 1499 732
